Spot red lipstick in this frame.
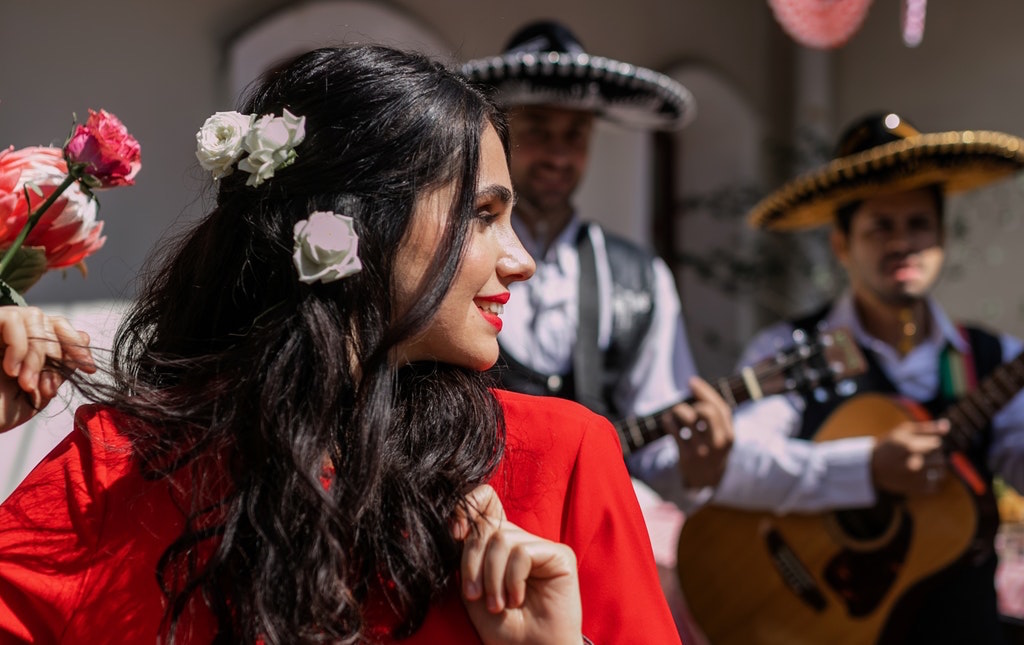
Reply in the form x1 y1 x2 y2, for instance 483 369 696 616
476 292 509 331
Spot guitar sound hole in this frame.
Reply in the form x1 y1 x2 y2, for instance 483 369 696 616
833 496 899 542
823 504 913 618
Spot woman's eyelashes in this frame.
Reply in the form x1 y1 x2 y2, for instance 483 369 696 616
475 209 501 226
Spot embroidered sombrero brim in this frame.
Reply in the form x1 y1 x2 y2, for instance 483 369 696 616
460 51 696 131
749 130 1024 230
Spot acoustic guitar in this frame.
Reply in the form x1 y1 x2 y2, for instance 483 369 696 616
677 349 1024 645
613 328 867 457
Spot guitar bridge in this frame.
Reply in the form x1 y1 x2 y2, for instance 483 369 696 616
761 521 828 612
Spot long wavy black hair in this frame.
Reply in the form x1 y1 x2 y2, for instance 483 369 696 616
91 45 510 643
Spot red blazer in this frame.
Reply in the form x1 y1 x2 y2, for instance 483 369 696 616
0 389 679 644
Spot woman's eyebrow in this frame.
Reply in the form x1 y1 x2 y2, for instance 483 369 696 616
476 184 515 207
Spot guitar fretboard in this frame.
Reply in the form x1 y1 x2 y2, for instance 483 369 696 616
615 363 782 457
943 351 1024 453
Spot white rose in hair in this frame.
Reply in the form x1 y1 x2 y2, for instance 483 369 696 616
238 109 306 187
293 211 362 284
195 111 255 179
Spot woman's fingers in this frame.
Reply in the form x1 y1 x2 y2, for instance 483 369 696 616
0 308 95 409
503 543 532 609
482 530 511 611
52 317 96 373
455 485 583 644
455 484 578 613
502 540 577 609
0 308 31 380
17 311 57 398
456 485 507 602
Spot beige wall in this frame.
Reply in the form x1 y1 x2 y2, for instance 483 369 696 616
0 0 790 495
2 0 1023 356
0 0 788 307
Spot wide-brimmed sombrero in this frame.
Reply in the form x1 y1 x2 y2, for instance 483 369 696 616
749 112 1024 230
459 20 696 131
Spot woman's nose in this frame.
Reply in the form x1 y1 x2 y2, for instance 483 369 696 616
498 229 535 283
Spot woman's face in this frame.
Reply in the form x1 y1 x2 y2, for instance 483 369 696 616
394 123 535 370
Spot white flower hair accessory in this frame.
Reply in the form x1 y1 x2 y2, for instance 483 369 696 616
195 108 306 187
293 211 362 284
194 111 255 179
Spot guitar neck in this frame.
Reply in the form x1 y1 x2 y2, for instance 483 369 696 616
612 327 866 457
943 350 1024 453
615 366 769 457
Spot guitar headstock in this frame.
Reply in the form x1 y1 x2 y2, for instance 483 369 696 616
751 327 867 401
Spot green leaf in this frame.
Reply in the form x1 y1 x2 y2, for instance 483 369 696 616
0 278 27 307
65 113 79 145
0 246 48 294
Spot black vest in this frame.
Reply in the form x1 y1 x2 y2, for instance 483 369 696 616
491 223 656 419
792 307 1007 644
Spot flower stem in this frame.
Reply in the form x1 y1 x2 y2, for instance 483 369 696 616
0 174 77 278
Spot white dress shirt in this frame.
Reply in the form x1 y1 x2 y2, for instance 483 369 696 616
500 212 697 420
712 291 1024 513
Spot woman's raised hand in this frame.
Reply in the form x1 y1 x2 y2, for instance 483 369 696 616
0 307 96 433
453 484 584 645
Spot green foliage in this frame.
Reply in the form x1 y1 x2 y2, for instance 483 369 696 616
0 278 27 307
0 246 48 295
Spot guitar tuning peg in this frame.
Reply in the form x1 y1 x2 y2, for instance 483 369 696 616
791 328 808 345
812 386 829 403
835 379 858 397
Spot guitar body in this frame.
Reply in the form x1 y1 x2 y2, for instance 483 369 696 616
678 393 978 645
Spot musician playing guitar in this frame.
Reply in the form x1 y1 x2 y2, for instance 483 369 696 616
463 20 734 639
683 113 1024 644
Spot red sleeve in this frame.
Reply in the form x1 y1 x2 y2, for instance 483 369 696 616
0 420 110 642
492 390 682 644
565 413 682 645
0 406 189 644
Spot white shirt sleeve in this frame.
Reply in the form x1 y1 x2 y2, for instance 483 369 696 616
710 323 878 513
714 396 877 512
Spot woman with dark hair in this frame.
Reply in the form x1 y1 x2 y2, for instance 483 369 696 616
0 45 681 644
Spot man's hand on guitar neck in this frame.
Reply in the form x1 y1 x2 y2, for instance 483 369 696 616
870 419 950 496
668 376 734 489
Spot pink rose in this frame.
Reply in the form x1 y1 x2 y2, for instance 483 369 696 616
64 109 141 188
0 146 67 241
0 147 20 230
0 146 105 269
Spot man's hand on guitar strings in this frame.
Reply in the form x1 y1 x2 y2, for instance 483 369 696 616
870 419 950 496
668 376 734 489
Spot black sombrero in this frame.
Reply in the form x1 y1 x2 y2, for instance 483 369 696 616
749 112 1024 230
459 20 696 131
